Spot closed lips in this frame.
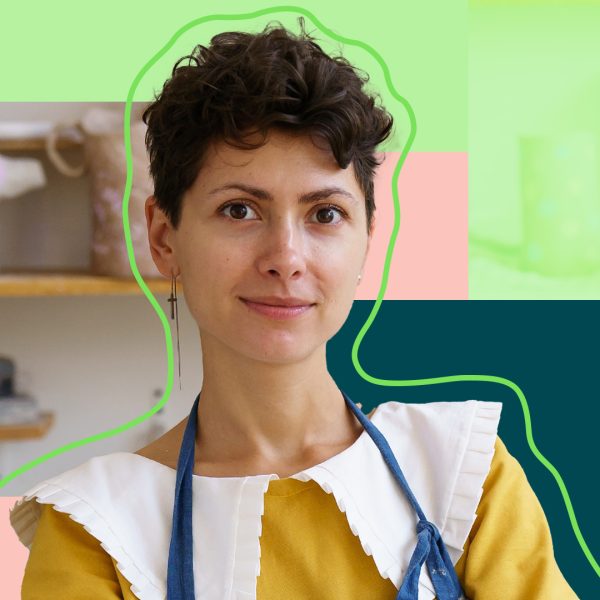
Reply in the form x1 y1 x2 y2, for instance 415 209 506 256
241 297 315 307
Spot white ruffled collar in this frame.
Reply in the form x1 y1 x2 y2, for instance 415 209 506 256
10 399 502 600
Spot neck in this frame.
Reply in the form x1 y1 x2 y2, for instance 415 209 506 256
194 333 362 468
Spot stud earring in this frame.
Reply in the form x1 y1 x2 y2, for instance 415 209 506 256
358 274 362 284
168 271 182 391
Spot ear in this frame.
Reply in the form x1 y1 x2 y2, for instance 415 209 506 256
145 195 180 278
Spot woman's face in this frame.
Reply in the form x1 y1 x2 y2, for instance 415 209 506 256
147 128 372 365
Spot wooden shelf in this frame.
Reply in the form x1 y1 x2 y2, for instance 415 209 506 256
0 411 54 441
0 271 173 296
0 137 82 152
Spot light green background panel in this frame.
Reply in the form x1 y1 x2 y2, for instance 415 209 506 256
0 0 466 152
469 0 600 298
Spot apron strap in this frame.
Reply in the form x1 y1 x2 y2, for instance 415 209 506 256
167 392 201 600
342 390 464 600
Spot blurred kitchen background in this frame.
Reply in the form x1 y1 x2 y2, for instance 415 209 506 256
0 102 201 495
469 0 600 298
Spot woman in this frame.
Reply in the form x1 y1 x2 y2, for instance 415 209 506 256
10 19 577 600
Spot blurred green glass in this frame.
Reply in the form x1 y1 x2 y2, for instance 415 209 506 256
469 0 600 297
520 132 600 276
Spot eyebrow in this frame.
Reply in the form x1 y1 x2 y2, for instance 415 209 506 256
207 182 358 205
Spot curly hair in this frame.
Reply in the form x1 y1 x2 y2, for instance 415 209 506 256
142 17 394 232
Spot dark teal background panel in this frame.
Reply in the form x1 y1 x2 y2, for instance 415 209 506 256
328 300 598 599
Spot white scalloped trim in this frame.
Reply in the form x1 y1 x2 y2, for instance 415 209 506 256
10 471 281 600
289 401 439 596
289 399 502 597
440 400 503 562
293 465 421 591
10 483 160 600
233 476 278 594
9 400 502 600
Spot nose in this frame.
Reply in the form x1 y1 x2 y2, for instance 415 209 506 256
255 217 307 281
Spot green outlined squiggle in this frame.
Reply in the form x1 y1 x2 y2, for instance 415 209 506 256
1 5 596 580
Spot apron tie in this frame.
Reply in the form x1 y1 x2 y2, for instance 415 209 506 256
398 519 462 600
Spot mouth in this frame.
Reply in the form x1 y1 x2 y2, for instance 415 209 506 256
240 297 316 320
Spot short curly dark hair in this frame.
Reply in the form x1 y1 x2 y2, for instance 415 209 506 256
142 17 394 233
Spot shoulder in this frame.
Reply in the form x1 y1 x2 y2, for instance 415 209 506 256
10 451 173 548
11 452 172 599
374 398 503 442
375 399 504 497
21 501 139 600
457 436 580 598
374 399 503 559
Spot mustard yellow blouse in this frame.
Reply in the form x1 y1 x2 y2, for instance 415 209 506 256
21 436 578 599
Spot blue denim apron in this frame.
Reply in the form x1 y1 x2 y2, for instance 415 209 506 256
166 389 465 599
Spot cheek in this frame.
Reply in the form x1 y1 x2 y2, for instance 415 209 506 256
178 243 237 313
315 247 363 318
318 241 364 284
183 239 244 284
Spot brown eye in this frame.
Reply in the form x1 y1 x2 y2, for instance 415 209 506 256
317 208 334 223
220 202 258 220
229 204 248 219
313 206 344 225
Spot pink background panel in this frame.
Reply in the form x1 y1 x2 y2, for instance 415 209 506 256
1 497 27 599
356 152 468 300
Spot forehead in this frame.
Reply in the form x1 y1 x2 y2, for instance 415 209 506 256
195 128 361 194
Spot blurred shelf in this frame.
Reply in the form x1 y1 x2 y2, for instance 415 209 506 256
0 270 172 297
0 411 54 441
0 137 82 152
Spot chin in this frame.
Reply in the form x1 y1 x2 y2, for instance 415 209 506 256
237 332 322 364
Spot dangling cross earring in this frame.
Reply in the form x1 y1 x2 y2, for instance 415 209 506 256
168 272 182 391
